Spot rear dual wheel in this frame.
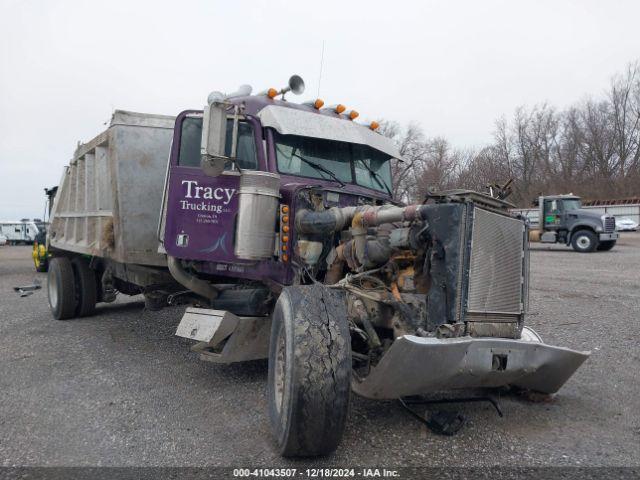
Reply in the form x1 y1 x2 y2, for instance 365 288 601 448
267 285 352 457
47 256 97 320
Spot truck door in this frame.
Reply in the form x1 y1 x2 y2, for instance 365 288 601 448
543 199 562 230
161 112 264 263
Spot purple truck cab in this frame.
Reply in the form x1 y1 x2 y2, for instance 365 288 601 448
162 97 395 285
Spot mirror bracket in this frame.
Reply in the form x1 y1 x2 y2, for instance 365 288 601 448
200 102 241 177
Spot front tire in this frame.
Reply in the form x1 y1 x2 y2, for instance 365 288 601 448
597 240 616 251
48 257 77 320
267 285 351 457
571 230 597 253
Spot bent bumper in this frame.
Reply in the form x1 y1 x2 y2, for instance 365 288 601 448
352 332 590 399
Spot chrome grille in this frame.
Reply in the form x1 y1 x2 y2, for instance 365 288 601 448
467 208 525 315
605 216 615 232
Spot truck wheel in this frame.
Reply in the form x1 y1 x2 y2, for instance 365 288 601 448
597 240 616 251
72 257 97 317
571 230 597 253
48 257 77 320
267 285 351 457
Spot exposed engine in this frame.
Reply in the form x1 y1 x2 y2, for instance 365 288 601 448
293 190 529 373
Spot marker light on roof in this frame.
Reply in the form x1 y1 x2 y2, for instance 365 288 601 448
302 99 325 109
370 121 380 130
346 110 359 120
321 104 346 114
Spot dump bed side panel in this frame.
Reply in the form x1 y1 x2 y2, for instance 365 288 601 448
49 110 175 267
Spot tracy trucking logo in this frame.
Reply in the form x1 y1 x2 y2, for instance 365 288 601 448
180 180 236 213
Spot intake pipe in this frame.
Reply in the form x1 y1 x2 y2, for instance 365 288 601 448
295 206 357 235
167 256 219 301
296 204 423 235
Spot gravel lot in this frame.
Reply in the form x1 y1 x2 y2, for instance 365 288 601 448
1 235 639 468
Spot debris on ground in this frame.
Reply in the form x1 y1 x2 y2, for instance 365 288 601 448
14 281 41 297
426 411 467 436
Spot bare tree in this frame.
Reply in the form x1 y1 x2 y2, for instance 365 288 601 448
380 60 640 207
378 120 428 201
610 62 640 181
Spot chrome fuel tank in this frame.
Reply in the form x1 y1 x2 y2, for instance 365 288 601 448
234 171 281 260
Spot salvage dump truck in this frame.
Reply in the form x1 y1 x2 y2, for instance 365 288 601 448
527 194 618 252
46 76 589 456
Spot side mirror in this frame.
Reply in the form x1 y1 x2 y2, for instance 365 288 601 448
201 102 230 177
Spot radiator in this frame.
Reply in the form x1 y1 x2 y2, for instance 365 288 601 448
466 208 527 336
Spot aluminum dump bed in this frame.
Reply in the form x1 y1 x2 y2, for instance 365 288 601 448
49 110 175 266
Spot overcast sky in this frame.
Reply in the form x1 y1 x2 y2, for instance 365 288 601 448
1 0 639 220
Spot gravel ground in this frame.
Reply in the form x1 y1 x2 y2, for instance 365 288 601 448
0 235 639 468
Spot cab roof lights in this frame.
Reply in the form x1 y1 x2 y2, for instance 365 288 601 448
302 98 325 109
345 109 359 120
321 104 346 114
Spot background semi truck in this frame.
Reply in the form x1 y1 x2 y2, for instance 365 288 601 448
45 76 589 456
520 194 618 252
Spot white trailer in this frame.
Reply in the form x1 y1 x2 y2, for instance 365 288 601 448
0 221 40 245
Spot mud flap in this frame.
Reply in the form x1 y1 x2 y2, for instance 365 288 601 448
175 307 271 363
352 333 590 399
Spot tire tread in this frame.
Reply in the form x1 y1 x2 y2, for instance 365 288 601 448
269 285 351 457
48 257 77 320
72 257 97 317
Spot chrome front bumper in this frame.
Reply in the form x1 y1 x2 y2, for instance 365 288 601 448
599 232 619 241
352 329 590 399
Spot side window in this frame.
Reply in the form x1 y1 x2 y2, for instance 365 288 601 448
544 200 558 214
225 122 258 170
178 117 258 170
178 117 202 167
544 200 560 226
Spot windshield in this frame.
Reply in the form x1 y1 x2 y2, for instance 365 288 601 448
273 131 393 194
562 199 582 210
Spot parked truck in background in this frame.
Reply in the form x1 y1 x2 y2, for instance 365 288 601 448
524 194 618 252
44 76 589 456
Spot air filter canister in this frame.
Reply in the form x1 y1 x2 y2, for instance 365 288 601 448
234 171 281 260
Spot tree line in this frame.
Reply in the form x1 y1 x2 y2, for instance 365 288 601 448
384 61 640 207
